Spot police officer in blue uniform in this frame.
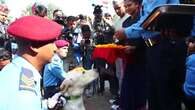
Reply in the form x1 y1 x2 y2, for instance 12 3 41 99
183 16 195 110
183 36 195 110
0 16 64 110
43 39 69 99
114 0 193 110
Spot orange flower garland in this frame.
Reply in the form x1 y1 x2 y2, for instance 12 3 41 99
95 43 128 49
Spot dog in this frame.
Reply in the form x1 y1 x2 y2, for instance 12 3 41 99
60 67 99 110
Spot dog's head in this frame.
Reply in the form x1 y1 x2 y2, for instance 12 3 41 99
60 67 98 96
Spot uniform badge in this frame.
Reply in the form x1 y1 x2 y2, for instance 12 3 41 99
19 67 36 94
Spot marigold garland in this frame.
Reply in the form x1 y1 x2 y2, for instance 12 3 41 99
95 43 128 49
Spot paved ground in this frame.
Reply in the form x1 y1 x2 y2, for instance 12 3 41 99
84 82 112 110
84 89 112 110
83 82 187 110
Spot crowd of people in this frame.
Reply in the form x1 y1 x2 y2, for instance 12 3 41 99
0 0 195 110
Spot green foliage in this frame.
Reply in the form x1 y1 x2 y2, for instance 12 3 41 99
22 4 33 16
0 0 5 4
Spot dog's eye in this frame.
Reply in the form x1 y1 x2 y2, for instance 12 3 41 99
82 71 85 74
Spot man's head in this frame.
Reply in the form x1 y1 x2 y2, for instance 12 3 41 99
81 24 91 39
93 4 103 20
112 0 126 18
55 40 69 58
53 9 66 25
0 4 9 22
53 9 64 19
124 0 141 16
7 16 62 70
104 13 112 21
34 4 47 18
0 48 11 70
67 16 78 29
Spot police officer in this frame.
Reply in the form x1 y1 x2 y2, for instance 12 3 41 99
114 0 190 110
43 39 69 99
0 16 64 110
183 17 195 110
183 36 195 110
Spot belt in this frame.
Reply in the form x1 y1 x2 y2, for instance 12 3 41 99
144 37 161 47
144 36 185 47
65 95 81 100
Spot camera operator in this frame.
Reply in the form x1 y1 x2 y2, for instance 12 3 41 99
80 24 94 69
60 16 82 71
92 4 115 45
53 9 67 26
66 16 82 66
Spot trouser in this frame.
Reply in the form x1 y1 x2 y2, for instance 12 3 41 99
120 38 147 110
99 72 119 96
43 86 60 99
146 38 187 110
120 63 147 110
184 97 195 110
93 58 119 96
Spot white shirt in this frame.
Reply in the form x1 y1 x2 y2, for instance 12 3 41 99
112 14 130 31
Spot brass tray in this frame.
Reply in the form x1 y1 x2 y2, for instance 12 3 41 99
141 4 195 31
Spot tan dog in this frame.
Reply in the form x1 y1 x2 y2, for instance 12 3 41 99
60 67 98 110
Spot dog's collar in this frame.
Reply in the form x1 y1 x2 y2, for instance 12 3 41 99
65 95 81 100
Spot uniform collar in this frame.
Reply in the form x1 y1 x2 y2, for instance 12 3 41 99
52 54 62 63
12 56 42 81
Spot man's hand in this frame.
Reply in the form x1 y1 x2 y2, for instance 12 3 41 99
47 92 66 110
60 79 74 93
47 92 61 109
114 29 127 40
124 45 136 54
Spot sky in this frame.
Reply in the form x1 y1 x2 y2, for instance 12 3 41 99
5 0 115 19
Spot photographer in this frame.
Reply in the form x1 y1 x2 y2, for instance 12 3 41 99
80 24 94 69
67 16 82 65
92 4 115 45
53 9 67 26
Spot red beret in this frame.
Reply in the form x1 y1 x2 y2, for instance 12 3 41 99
7 16 62 41
55 40 69 48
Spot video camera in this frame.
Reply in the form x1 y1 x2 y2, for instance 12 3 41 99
61 27 79 43
54 16 67 26
92 4 103 15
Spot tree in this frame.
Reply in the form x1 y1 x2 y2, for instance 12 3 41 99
0 0 5 4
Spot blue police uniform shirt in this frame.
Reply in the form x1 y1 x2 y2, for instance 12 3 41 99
183 54 195 98
124 0 180 39
0 56 42 110
43 54 66 88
